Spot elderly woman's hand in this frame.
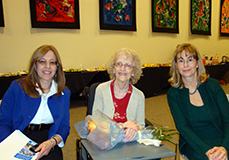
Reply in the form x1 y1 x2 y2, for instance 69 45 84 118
122 120 138 131
35 139 55 160
123 128 138 142
122 120 139 142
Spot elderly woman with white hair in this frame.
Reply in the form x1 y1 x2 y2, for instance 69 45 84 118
92 47 145 142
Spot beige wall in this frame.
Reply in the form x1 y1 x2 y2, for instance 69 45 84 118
0 0 228 73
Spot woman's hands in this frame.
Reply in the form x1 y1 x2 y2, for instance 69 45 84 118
206 147 228 160
35 139 55 160
34 135 61 159
122 120 138 131
122 120 138 142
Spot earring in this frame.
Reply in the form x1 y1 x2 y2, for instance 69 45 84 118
196 66 198 68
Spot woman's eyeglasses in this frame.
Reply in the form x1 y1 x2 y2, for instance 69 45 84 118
177 57 196 65
36 59 58 66
115 62 133 70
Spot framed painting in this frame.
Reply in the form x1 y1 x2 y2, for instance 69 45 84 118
0 0 4 27
152 0 179 33
99 0 136 31
220 0 229 36
191 0 211 35
29 0 80 29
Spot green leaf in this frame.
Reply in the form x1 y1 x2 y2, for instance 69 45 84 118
151 126 179 145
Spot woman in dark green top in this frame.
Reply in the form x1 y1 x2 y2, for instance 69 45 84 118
167 43 229 160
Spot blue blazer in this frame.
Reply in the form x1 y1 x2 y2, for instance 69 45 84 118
0 80 71 145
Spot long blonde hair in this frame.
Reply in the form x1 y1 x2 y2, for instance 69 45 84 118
168 43 209 88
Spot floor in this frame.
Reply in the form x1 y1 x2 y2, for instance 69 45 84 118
62 84 229 160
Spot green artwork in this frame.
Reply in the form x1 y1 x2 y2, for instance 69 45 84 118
153 0 177 29
191 0 211 32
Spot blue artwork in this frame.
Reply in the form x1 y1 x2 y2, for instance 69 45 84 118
103 0 133 26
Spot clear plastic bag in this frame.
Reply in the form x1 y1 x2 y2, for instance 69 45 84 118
74 110 160 150
74 111 124 150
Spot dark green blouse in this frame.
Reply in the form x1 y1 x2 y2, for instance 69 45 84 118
167 78 229 160
189 103 222 137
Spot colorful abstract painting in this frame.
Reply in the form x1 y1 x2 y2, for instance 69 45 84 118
36 0 75 22
152 0 179 33
30 0 80 29
191 0 211 35
220 0 229 36
99 0 136 31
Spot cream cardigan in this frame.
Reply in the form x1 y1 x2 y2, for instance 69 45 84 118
92 80 145 129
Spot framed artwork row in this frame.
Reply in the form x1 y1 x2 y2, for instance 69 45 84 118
0 0 228 37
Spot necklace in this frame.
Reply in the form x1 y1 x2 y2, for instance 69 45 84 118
189 83 199 95
114 83 129 93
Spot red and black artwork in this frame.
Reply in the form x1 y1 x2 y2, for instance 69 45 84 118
30 0 80 29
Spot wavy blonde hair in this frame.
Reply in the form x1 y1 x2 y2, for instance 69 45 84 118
168 43 209 88
107 47 142 84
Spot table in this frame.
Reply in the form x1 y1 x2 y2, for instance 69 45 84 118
65 71 110 99
0 71 110 100
135 67 170 98
205 64 229 79
81 139 176 160
0 64 229 100
0 75 24 100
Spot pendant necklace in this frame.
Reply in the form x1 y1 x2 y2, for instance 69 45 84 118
189 83 199 95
